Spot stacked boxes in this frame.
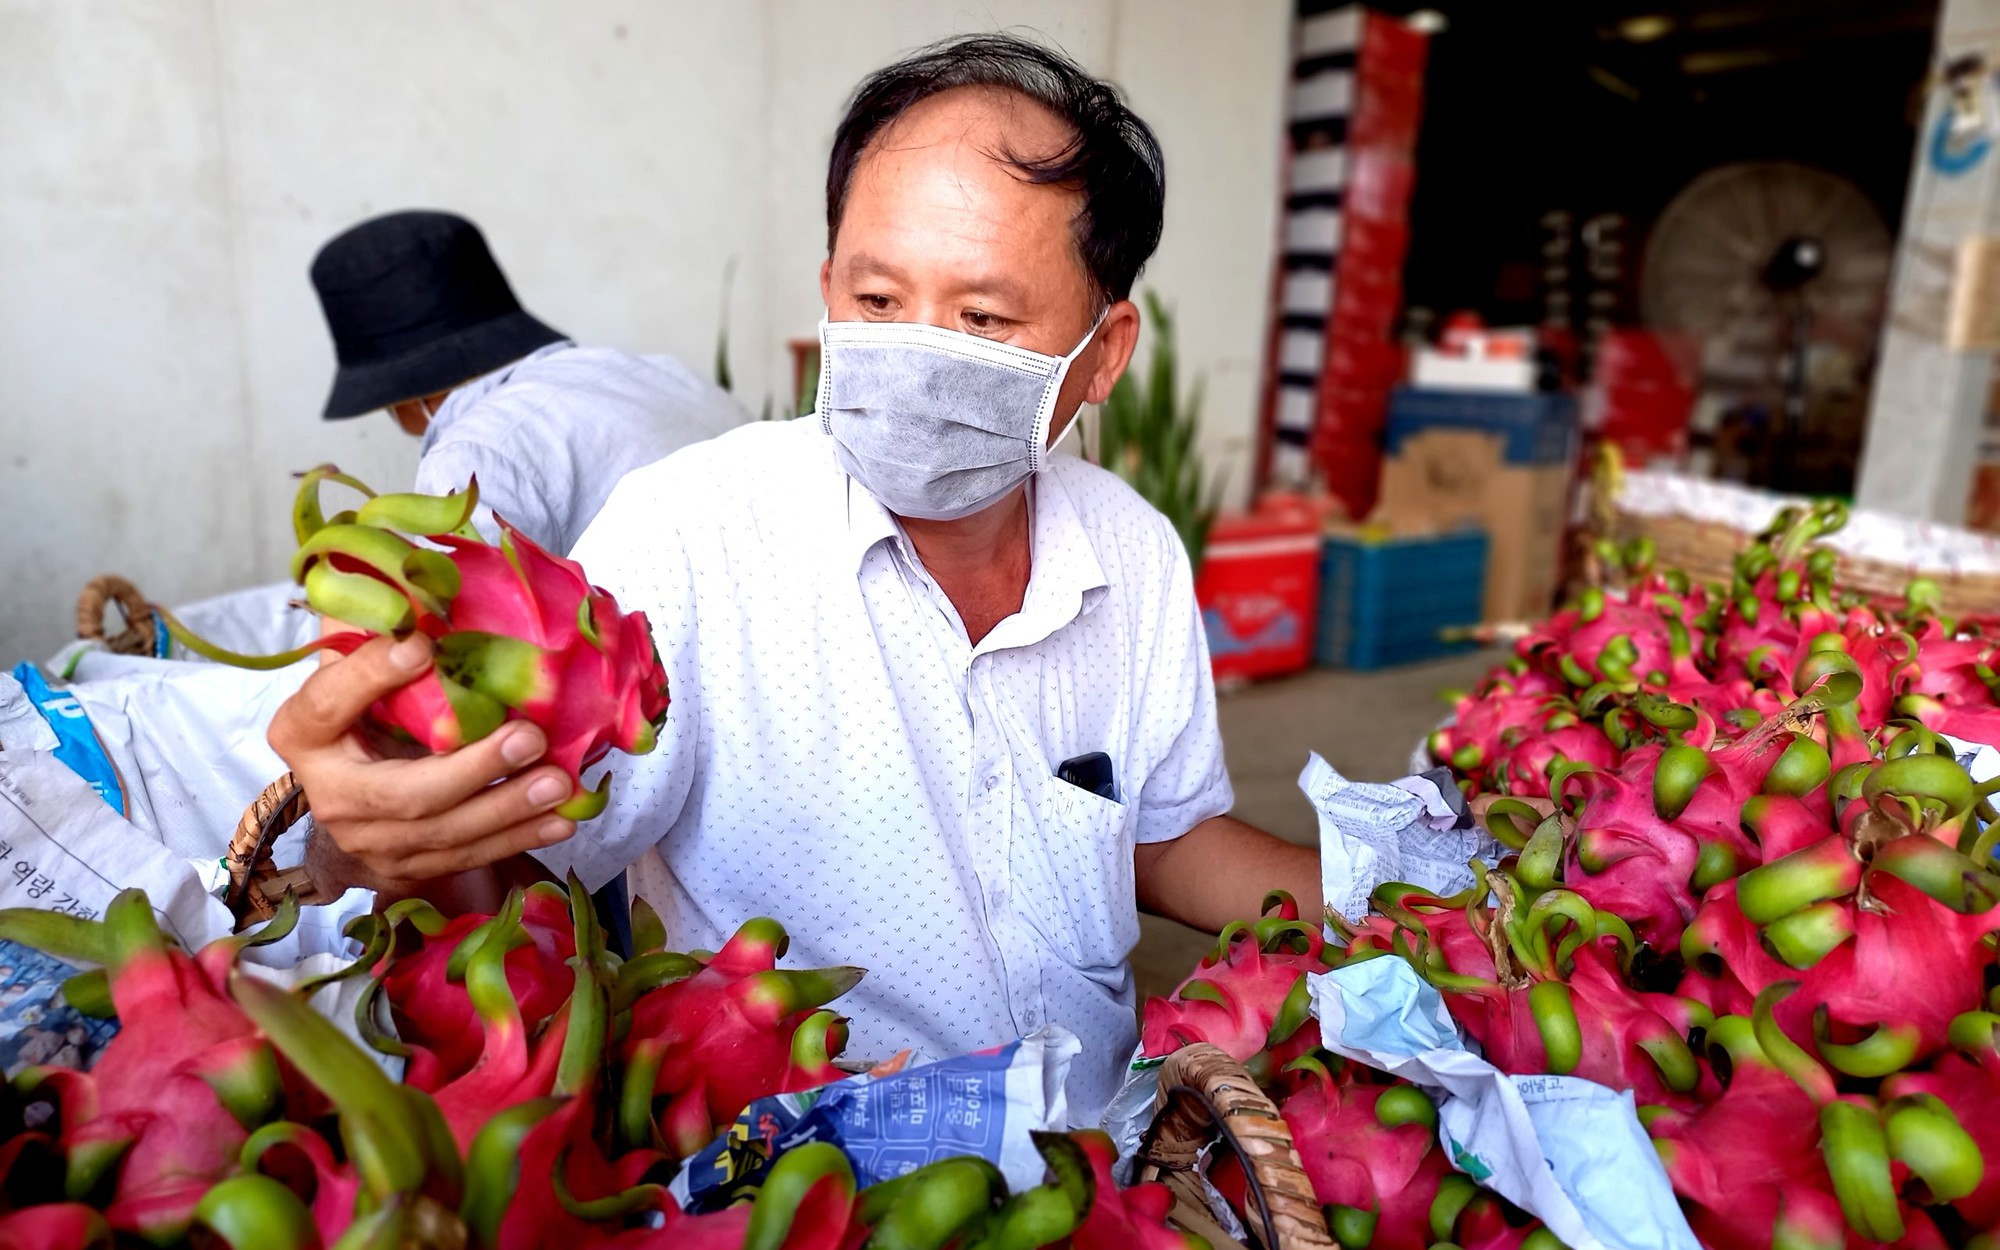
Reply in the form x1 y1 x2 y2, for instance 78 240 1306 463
1258 4 1429 516
1375 388 1579 623
1315 530 1487 670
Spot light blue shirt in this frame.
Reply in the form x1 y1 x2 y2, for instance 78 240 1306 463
416 342 749 555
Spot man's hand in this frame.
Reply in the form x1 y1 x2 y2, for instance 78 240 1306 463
1134 815 1321 934
268 634 579 891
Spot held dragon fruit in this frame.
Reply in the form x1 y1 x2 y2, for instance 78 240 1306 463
159 467 669 819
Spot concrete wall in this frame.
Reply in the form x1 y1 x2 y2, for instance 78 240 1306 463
0 0 1289 660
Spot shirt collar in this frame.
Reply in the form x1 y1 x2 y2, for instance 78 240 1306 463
840 461 1111 641
420 340 575 454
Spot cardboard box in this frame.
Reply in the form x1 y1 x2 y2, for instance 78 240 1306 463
1374 390 1578 622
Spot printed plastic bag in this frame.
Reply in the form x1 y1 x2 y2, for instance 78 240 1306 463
670 1025 1080 1211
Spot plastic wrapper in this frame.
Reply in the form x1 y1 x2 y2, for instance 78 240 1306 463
669 1025 1079 1212
1305 752 1501 926
1309 958 1699 1250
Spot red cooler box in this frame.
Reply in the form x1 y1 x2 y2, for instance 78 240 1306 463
1195 508 1323 683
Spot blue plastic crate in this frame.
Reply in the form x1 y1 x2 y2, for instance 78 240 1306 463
1384 388 1576 465
1316 531 1488 670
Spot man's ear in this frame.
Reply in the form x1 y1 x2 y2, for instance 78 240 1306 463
1082 299 1141 405
819 258 833 309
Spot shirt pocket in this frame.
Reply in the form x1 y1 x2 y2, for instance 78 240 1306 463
1016 776 1137 974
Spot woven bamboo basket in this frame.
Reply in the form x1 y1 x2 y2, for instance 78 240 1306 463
75 575 160 656
225 774 324 927
1584 456 2000 618
1135 1042 1335 1250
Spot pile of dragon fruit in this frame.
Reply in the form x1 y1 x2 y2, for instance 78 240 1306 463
0 881 1196 1249
1142 500 2000 1250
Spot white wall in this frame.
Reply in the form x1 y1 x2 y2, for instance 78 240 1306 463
0 0 1288 660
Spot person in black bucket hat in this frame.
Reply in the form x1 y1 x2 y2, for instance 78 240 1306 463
313 210 568 424
307 209 748 556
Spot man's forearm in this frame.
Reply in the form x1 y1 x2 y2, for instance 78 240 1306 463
1133 814 1320 935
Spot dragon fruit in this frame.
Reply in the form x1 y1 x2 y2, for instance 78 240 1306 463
7 892 284 1241
1270 1059 1452 1250
1521 584 1705 693
0 1203 114 1249
1679 753 2000 1071
1429 668 1571 792
1067 1130 1206 1250
621 917 863 1158
1140 892 1327 1081
1645 1010 1847 1250
1880 1017 2000 1229
159 467 669 820
365 889 578 1092
1557 665 1865 950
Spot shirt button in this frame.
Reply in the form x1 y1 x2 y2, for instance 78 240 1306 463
985 775 1000 791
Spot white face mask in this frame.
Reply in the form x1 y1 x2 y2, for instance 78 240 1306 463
816 311 1104 521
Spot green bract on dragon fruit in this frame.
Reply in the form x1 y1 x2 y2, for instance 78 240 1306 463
161 467 671 819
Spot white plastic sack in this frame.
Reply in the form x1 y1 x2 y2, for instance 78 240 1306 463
0 747 385 1066
164 581 319 659
0 656 309 864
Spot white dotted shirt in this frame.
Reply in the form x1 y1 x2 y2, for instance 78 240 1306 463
538 418 1234 1124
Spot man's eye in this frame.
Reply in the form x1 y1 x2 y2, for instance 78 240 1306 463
962 310 1008 335
858 295 894 315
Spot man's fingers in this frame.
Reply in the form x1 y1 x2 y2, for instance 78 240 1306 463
329 722 554 821
335 764 575 860
270 634 435 756
392 814 577 882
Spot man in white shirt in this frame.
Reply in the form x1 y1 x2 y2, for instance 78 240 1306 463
266 36 1320 1123
310 209 748 554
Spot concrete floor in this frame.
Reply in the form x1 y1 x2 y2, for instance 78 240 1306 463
1130 648 1504 1002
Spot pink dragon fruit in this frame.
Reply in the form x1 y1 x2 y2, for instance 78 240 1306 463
1140 892 1328 1080
1678 754 2000 1072
1486 700 1622 800
621 917 863 1158
160 466 669 820
0 1203 114 1250
1645 1011 1848 1250
1429 668 1570 791
365 888 578 1091
1895 619 2000 707
1266 1060 1453 1250
1069 1130 1206 1250
9 892 284 1242
1880 1018 2000 1229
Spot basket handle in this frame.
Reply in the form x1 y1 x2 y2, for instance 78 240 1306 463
76 575 157 656
1135 1042 1336 1250
227 774 319 928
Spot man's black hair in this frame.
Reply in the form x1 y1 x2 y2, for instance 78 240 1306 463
826 33 1167 307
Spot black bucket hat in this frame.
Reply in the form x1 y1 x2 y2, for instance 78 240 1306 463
311 210 567 419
